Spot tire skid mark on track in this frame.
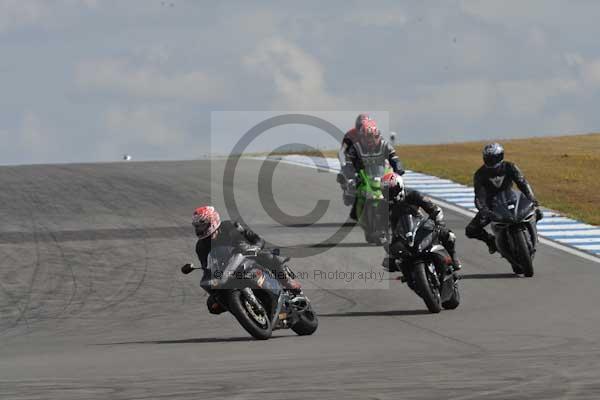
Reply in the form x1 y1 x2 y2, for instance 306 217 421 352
4 169 46 333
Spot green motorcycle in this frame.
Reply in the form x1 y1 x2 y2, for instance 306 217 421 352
354 161 393 245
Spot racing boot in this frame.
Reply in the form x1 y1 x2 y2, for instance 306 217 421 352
206 294 225 315
439 230 462 271
382 257 400 272
485 234 497 254
349 199 358 220
535 207 544 221
450 253 462 271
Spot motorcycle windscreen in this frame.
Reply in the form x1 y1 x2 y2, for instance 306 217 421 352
205 246 246 289
516 192 535 221
393 214 415 241
363 162 387 181
490 189 520 223
356 144 387 179
414 219 435 251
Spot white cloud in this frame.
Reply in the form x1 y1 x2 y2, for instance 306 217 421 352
0 0 97 33
399 79 495 120
105 107 185 148
76 58 228 102
459 0 556 25
581 59 600 87
243 37 344 109
0 0 45 32
543 111 585 135
562 53 600 88
496 78 579 116
344 5 407 28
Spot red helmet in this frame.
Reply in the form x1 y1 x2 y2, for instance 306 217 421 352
355 113 370 130
382 172 405 202
359 119 381 150
192 206 221 239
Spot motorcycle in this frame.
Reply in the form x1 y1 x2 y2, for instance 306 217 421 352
489 189 538 277
348 160 393 245
182 246 318 340
386 214 460 313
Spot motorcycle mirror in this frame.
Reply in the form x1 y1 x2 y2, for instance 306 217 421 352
181 263 195 275
271 248 281 256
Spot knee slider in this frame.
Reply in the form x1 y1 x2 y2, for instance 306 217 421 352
465 225 478 238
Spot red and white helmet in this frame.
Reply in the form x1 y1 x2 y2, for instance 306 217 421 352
381 172 405 202
192 206 222 239
360 119 381 150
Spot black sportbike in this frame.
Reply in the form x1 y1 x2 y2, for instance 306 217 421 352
386 214 460 313
182 246 318 340
489 189 538 277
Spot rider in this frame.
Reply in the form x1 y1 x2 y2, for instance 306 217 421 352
190 206 301 314
346 119 405 219
337 113 371 208
381 172 462 273
465 143 543 254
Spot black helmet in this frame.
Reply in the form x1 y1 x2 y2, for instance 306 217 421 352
355 113 370 130
483 142 504 169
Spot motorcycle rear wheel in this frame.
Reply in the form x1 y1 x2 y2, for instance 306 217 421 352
442 279 461 310
291 304 319 336
228 290 273 340
413 263 442 313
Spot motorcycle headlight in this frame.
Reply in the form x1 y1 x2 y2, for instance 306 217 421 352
366 191 383 200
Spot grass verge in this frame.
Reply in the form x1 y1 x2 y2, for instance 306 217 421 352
273 133 600 225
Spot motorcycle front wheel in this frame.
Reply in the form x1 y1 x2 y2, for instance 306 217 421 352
413 263 442 313
514 230 534 277
227 290 273 340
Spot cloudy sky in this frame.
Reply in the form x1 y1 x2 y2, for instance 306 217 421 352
1 0 600 164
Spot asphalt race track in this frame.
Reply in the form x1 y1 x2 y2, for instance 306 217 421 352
1 159 600 400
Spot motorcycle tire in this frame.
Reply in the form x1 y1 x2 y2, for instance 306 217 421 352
291 304 319 336
442 279 461 310
413 262 442 313
510 263 523 275
514 230 534 277
227 290 273 340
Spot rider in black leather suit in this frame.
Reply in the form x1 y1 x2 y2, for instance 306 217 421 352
190 206 300 314
381 172 462 272
465 143 543 253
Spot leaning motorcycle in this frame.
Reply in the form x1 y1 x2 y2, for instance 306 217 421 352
386 214 460 313
182 246 318 340
347 159 393 245
489 189 538 277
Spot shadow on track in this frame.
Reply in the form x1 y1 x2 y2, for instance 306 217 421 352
304 242 376 249
97 335 293 346
319 309 429 318
282 222 357 228
460 273 518 280
282 242 377 257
